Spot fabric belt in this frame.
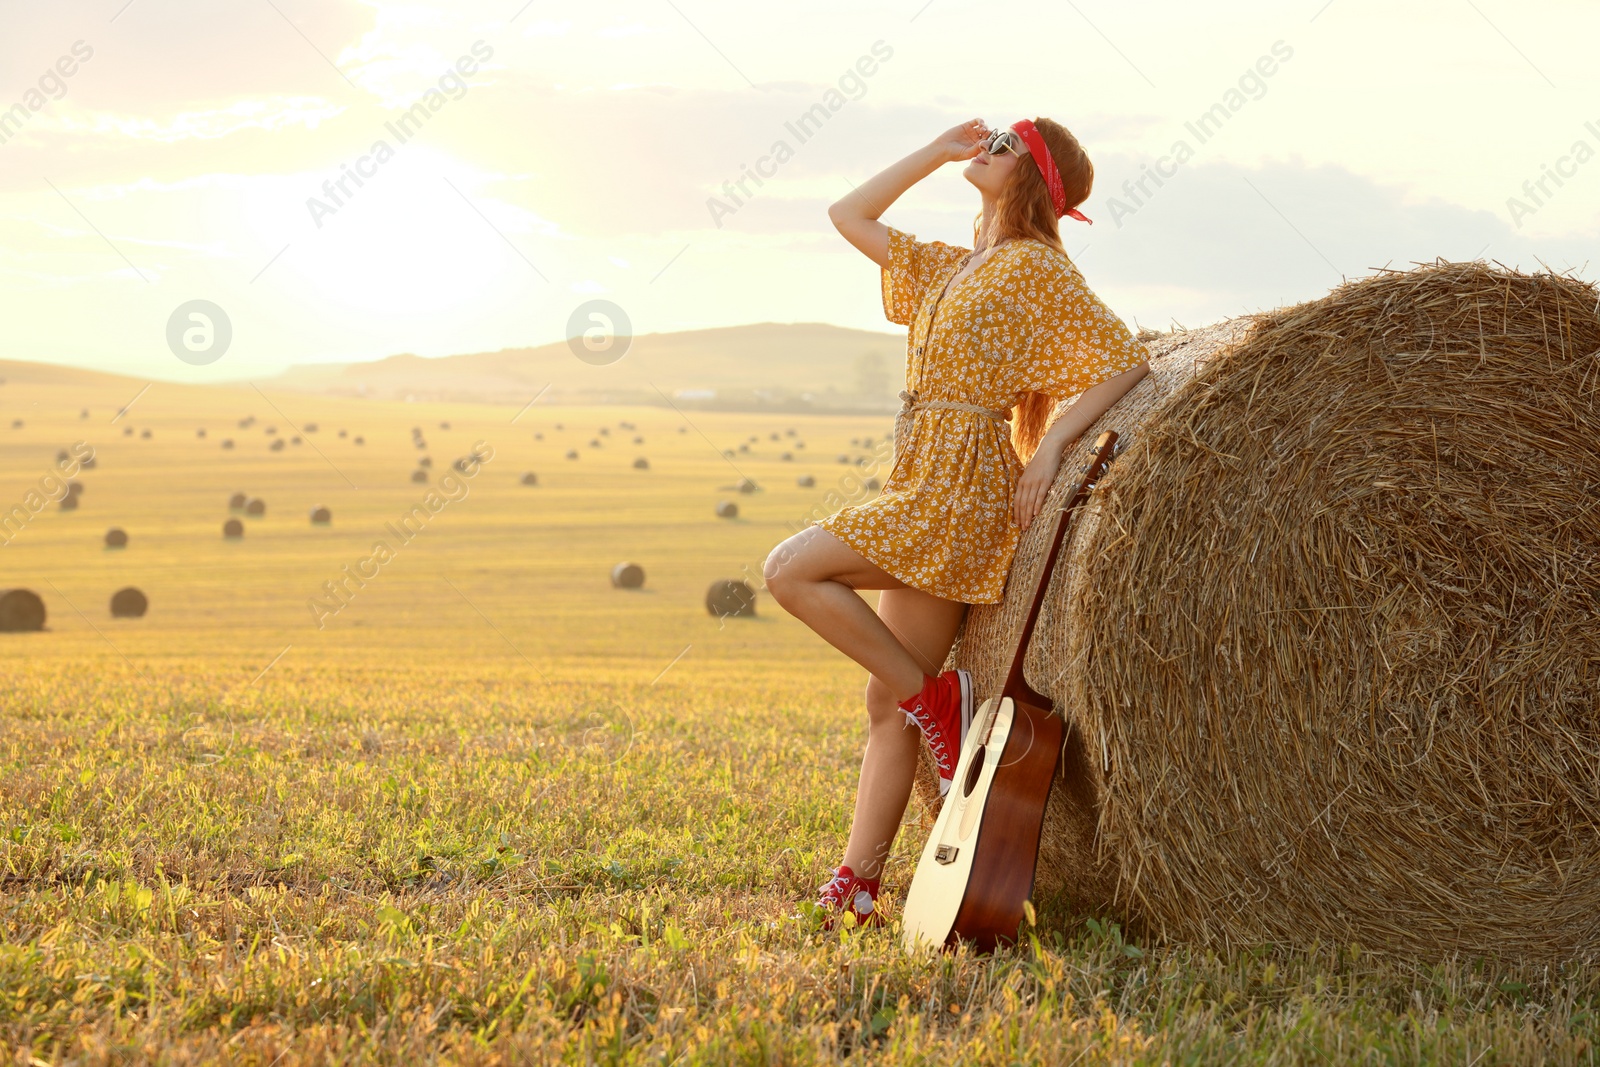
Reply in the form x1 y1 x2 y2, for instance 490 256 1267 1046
896 389 1012 423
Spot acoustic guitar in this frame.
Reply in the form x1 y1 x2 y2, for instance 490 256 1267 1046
901 430 1120 953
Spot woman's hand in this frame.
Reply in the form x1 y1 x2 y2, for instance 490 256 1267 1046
1013 443 1064 531
932 119 989 164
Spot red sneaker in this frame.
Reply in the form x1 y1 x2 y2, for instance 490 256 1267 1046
816 865 884 929
898 669 973 796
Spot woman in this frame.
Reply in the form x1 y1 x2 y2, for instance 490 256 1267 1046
763 117 1150 927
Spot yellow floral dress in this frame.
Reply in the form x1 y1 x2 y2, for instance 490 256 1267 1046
814 225 1147 604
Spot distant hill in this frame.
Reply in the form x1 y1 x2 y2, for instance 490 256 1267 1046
261 322 909 413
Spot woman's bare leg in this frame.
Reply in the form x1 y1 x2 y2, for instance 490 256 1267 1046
763 525 944 700
844 586 967 879
763 526 969 881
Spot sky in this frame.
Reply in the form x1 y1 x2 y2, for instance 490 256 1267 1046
0 0 1596 383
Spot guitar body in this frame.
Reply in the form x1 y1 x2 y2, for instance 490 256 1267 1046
901 692 1063 952
900 432 1119 955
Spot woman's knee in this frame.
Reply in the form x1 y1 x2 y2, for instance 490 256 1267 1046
762 535 807 602
864 675 906 725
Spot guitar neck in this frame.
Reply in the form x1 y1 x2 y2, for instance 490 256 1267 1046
1000 431 1119 706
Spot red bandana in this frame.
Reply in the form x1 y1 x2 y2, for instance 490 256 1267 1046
1011 119 1092 225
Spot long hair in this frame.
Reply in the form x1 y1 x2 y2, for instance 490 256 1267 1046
970 117 1094 465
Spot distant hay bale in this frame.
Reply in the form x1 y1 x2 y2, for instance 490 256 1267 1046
611 561 645 589
796 475 815 488
534 432 544 441
304 422 318 433
196 428 206 438
837 454 849 463
353 436 364 445
419 457 432 468
245 498 265 517
715 500 738 519
221 439 234 450
109 587 148 618
65 481 82 498
56 449 69 462
705 579 756 619
781 452 793 461
589 438 602 448
633 457 650 470
229 492 247 509
139 429 152 439
80 409 88 419
123 427 133 436
926 261 1600 963
440 421 451 430
736 478 757 494
338 429 347 438
104 528 128 549
677 427 686 434
309 506 332 525
10 419 21 429
519 471 538 485
290 436 301 445
0 589 46 633
81 455 96 468
269 439 285 452
223 518 244 539
565 449 579 460
58 494 78 512
265 426 277 435
786 428 796 436
415 438 427 449
863 476 880 491
633 435 644 444
411 469 428 483
599 427 610 436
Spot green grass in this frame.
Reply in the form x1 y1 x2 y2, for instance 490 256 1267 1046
0 384 1596 1063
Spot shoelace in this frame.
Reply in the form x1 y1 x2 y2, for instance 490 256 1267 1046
904 702 954 773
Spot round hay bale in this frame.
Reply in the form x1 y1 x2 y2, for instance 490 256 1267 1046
419 457 432 468
81 455 96 468
338 429 347 437
269 438 285 452
56 448 69 462
123 426 133 437
104 527 128 548
715 500 738 519
521 471 538 485
632 457 649 470
555 422 565 430
599 427 610 436
411 469 428 483
304 422 318 433
929 262 1600 963
0 589 46 632
10 419 21 429
704 579 756 619
65 481 83 499
196 428 206 438
353 435 364 445
109 587 148 618
736 478 757 494
781 452 793 461
863 476 880 491
796 474 815 488
221 439 234 450
795 441 805 449
836 453 849 463
265 426 277 435
589 438 602 448
440 420 451 430
309 506 332 525
290 436 301 445
222 518 244 539
228 492 247 509
58 494 78 512
415 438 427 449
245 498 265 517
80 409 89 419
565 449 579 460
678 426 686 434
633 435 644 444
534 432 544 441
610 561 645 589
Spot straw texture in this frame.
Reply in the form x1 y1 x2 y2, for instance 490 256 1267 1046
915 261 1600 962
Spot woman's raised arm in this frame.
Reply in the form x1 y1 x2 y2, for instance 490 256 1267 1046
827 119 989 268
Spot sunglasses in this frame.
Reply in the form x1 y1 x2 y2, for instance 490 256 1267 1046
983 127 1021 157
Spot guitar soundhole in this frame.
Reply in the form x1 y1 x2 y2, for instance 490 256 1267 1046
962 746 986 797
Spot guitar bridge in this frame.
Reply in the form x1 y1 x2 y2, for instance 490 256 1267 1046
934 844 959 865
